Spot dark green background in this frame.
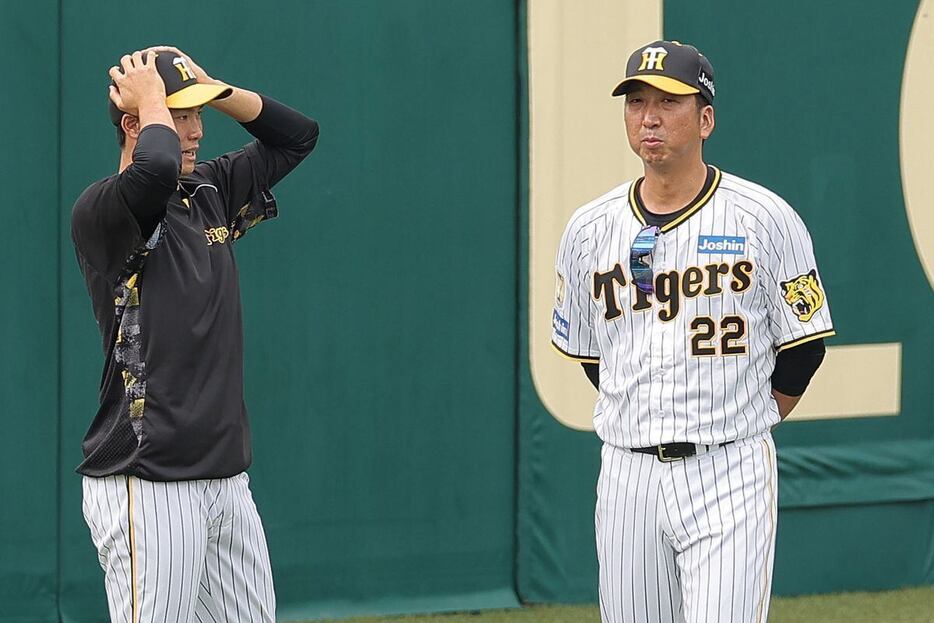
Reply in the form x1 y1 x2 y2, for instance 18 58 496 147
4 1 518 621
3 0 933 621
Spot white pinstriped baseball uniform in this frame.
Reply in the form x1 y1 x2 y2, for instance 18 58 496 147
82 474 275 622
552 166 834 622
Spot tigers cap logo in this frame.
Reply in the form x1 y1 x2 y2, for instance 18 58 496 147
173 56 195 82
638 46 669 71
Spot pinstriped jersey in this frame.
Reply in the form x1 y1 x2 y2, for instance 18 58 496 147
551 166 835 447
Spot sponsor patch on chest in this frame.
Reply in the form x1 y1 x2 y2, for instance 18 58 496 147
697 235 746 254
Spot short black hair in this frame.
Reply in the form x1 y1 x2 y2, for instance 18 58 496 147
116 124 126 147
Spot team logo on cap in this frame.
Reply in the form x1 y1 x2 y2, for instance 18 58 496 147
173 57 195 82
638 47 668 71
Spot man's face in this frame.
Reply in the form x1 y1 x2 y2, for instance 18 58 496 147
171 106 204 175
624 84 713 166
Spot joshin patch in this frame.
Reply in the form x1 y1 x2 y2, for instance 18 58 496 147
697 235 746 254
780 269 825 322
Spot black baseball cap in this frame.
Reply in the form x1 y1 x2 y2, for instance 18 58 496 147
611 40 715 105
109 51 232 125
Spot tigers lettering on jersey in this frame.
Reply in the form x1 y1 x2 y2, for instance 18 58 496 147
204 226 230 245
593 260 754 322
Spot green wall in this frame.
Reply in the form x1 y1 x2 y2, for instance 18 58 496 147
3 0 934 621
0 4 60 622
5 1 519 621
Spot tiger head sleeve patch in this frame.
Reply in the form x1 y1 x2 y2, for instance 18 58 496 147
780 269 825 322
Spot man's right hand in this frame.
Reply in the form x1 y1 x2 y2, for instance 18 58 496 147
109 50 167 118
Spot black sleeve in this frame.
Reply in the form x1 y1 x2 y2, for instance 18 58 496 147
582 362 599 390
196 95 319 226
240 95 320 181
116 124 182 237
71 124 180 277
771 338 826 396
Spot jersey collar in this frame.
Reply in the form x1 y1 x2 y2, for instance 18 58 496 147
629 165 721 232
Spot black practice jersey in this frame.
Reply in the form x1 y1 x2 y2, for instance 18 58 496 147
71 96 318 480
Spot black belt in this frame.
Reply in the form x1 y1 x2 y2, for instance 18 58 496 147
630 441 735 462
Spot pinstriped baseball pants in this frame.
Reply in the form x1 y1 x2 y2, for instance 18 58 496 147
595 433 777 623
82 473 276 622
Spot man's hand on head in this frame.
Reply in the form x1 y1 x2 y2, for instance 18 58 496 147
109 50 167 117
109 50 174 138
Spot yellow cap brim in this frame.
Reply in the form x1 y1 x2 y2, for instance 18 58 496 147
165 83 233 109
611 75 699 97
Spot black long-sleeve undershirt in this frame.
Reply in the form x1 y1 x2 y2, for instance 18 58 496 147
580 338 826 396
582 361 600 389
241 95 319 154
771 338 826 396
119 124 182 237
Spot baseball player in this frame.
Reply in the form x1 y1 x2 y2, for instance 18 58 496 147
71 47 318 621
552 40 834 622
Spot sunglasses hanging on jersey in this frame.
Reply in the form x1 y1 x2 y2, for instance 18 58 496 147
630 225 661 293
